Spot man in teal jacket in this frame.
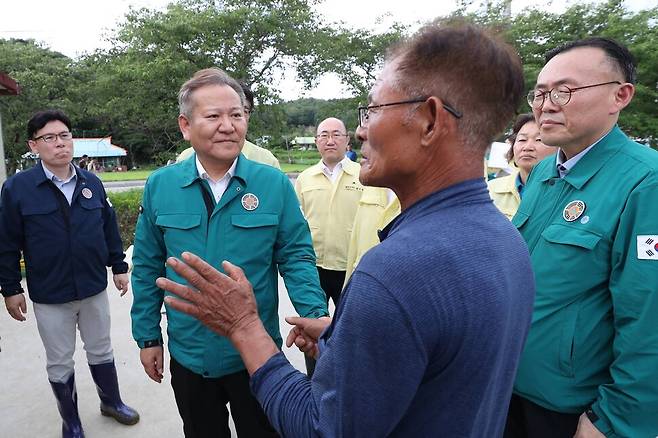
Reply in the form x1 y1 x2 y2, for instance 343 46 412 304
506 38 658 437
131 67 328 438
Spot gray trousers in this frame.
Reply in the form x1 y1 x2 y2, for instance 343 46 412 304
33 291 114 383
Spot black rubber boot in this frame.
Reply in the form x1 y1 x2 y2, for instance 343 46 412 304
88 361 140 425
49 374 86 438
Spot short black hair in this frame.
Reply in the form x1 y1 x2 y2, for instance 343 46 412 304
545 37 636 84
27 110 72 139
239 81 254 111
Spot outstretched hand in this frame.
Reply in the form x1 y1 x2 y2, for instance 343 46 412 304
157 252 280 374
157 252 261 340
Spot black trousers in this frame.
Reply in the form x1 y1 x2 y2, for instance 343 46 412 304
504 394 581 438
317 267 345 306
305 267 346 377
170 356 278 438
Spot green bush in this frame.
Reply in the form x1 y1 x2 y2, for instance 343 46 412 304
272 148 321 164
109 189 144 249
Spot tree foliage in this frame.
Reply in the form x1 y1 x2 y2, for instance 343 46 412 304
1 0 656 172
449 0 658 146
0 39 78 171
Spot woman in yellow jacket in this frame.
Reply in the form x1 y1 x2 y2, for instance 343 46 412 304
488 113 554 219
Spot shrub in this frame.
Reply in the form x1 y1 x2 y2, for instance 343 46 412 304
108 189 144 249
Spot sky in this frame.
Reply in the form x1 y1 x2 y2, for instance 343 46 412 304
1 0 655 100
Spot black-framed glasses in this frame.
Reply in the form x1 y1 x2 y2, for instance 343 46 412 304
527 81 621 109
358 97 462 127
32 131 73 143
316 132 349 142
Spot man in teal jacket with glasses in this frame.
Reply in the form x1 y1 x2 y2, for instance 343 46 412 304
131 68 328 438
505 37 658 438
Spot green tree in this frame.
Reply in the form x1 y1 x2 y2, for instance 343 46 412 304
78 0 355 163
304 24 407 97
0 39 79 173
449 0 658 147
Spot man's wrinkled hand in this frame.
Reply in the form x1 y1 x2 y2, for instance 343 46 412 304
113 273 130 296
5 293 27 321
157 252 260 341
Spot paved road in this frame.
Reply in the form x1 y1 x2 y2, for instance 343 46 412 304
103 175 297 193
104 180 146 192
0 268 317 437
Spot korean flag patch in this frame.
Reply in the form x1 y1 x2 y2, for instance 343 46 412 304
637 235 658 260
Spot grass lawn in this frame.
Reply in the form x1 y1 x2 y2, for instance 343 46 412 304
98 169 154 182
96 163 312 181
280 163 313 173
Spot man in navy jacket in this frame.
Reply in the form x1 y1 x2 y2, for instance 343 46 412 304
0 110 139 438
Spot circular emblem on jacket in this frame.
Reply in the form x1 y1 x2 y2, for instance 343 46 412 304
82 188 93 199
241 193 259 211
563 200 586 222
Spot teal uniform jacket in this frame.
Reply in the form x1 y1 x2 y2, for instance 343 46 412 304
512 126 658 437
131 154 328 378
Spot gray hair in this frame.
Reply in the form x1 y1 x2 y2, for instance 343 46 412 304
178 68 246 118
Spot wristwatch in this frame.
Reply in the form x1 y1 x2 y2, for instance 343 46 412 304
142 339 163 348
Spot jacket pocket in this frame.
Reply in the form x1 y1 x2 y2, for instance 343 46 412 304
22 203 58 216
21 203 60 243
231 214 279 228
511 211 529 229
156 214 202 250
226 214 279 270
541 225 602 250
300 184 327 194
79 196 104 211
557 298 583 377
79 196 104 225
540 225 602 378
156 213 202 230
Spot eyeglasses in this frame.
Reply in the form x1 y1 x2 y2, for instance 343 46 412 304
33 132 73 143
358 97 462 127
527 81 621 109
316 132 349 141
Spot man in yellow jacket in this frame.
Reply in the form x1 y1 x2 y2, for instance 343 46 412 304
294 117 363 306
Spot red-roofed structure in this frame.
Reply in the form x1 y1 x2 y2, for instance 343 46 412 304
1 72 20 186
0 72 20 96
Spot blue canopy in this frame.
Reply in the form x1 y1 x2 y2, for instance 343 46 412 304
73 138 127 158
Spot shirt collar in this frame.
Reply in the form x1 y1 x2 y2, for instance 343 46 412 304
515 172 525 198
42 162 77 184
320 157 347 177
196 155 238 183
539 125 626 189
555 130 609 178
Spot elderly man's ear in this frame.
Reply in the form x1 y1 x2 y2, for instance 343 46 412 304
419 97 456 147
